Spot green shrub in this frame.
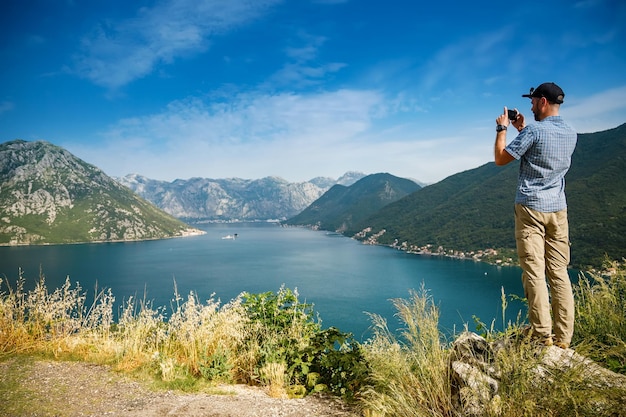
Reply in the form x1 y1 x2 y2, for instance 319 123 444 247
241 286 369 400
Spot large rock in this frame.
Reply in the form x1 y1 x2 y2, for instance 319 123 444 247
449 331 626 416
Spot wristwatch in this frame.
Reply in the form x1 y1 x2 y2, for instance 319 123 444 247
496 125 507 132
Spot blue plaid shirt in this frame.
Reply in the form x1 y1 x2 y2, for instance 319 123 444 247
505 116 577 212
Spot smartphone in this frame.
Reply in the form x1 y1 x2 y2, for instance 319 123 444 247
507 109 518 121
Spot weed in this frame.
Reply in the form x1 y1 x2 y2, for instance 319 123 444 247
362 286 455 417
573 259 626 373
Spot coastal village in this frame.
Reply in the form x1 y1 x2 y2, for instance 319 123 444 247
355 227 515 266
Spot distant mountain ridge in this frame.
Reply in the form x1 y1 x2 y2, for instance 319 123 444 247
284 173 421 232
117 171 366 221
0 140 194 245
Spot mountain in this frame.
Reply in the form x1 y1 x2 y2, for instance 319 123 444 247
117 172 367 221
347 123 626 268
307 171 368 189
284 173 421 232
0 140 195 245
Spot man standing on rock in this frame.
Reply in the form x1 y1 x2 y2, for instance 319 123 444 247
493 82 577 349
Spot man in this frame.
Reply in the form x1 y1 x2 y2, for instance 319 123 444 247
493 82 577 349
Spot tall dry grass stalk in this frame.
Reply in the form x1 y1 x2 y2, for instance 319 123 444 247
260 362 288 398
572 260 626 374
0 274 251 383
0 272 116 359
115 296 166 371
160 282 248 381
362 286 454 417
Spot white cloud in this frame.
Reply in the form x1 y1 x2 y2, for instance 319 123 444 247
265 32 347 88
73 0 283 89
63 85 495 185
561 85 626 133
66 88 385 179
117 89 381 144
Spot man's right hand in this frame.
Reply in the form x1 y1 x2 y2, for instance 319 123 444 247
511 111 525 132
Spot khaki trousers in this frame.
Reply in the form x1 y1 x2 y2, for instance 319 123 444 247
514 204 574 345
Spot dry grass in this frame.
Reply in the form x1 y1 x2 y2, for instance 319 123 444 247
260 362 288 398
2 261 625 416
360 263 626 417
0 274 333 397
572 260 626 374
361 286 455 417
0 272 250 388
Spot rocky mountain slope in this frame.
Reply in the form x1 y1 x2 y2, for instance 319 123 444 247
0 140 194 245
117 172 366 221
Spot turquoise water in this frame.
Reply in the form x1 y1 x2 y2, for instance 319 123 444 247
0 222 527 340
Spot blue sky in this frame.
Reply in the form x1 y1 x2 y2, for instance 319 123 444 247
1 0 625 184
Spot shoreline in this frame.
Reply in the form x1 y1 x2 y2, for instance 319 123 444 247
0 227 206 247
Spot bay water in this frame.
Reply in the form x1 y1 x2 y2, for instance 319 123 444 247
0 222 528 341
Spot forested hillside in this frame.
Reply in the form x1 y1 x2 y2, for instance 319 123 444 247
348 123 626 268
285 173 421 232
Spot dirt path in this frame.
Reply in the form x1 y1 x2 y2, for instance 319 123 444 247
0 358 361 417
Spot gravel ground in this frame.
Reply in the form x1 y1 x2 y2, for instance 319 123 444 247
0 358 361 417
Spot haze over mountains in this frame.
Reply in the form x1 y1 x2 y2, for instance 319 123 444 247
118 171 367 222
1 122 624 268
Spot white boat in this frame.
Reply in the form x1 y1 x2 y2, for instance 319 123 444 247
221 233 238 240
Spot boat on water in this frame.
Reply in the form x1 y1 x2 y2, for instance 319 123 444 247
221 233 238 240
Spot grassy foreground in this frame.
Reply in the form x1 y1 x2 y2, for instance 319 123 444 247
1 260 625 416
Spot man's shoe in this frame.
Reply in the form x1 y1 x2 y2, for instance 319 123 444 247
554 341 569 349
518 326 554 347
538 336 553 347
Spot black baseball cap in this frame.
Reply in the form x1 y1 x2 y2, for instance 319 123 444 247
522 82 565 104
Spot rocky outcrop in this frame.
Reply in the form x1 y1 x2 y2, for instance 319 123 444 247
450 332 626 416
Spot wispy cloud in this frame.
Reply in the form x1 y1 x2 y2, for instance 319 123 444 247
73 0 283 89
0 101 15 115
420 28 513 95
562 85 626 133
67 87 459 180
265 32 346 88
64 86 493 184
109 88 382 146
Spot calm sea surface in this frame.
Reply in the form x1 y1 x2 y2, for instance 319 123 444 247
0 222 530 340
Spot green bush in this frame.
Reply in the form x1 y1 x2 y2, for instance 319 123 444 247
241 286 369 400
